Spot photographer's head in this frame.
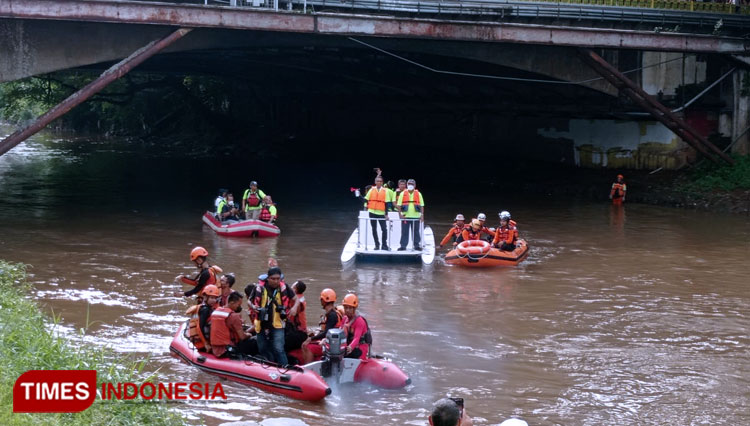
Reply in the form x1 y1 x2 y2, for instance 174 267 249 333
227 291 243 312
429 398 470 426
266 267 282 289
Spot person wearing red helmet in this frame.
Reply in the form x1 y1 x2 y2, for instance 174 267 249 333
342 293 372 360
610 174 627 205
174 246 222 299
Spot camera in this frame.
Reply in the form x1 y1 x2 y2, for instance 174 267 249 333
276 305 287 320
258 307 269 322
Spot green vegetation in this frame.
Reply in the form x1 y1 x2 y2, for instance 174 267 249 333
0 260 185 426
686 154 750 192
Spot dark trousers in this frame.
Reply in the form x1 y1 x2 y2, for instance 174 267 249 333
499 242 516 251
344 348 363 359
400 220 421 249
369 212 387 248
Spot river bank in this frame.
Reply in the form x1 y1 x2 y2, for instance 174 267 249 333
0 260 184 425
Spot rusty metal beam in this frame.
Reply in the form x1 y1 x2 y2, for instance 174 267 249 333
579 48 734 165
0 28 191 157
0 0 747 54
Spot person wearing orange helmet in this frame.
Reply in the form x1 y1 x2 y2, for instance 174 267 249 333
184 284 221 352
342 293 372 360
301 288 345 361
174 246 222 299
609 174 627 205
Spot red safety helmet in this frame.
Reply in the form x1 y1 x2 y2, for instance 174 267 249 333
190 246 208 261
342 293 359 308
202 284 220 297
320 288 337 304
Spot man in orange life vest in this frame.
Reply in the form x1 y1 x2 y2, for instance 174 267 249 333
462 219 484 242
476 213 495 241
303 288 345 360
397 179 425 251
210 291 256 357
440 214 466 248
361 175 393 250
174 246 222 299
609 174 627 205
492 211 519 251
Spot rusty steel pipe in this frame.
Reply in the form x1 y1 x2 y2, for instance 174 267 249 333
0 28 191 157
579 48 733 165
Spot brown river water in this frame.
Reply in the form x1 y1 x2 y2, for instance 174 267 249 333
1 132 749 425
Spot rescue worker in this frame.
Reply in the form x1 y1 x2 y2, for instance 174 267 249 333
610 174 627 205
439 214 466 248
361 175 393 250
461 219 484 242
397 178 425 251
242 181 266 220
285 281 309 353
252 267 295 365
185 284 221 352
476 213 495 240
217 193 240 222
259 195 278 223
218 273 236 307
210 291 256 357
174 246 222 299
342 293 371 360
302 288 345 360
492 211 519 251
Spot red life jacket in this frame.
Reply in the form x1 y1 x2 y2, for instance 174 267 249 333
252 284 293 315
290 297 307 332
247 191 261 207
260 205 272 222
209 307 237 347
496 224 518 244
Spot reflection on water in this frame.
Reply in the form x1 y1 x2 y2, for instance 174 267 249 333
1 133 749 425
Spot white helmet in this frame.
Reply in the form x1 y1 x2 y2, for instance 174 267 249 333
499 211 511 220
477 213 487 221
455 214 465 221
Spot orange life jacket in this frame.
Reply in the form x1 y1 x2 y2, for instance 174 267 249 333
400 190 421 207
186 305 209 351
179 265 221 287
494 224 518 245
290 297 307 332
319 308 345 331
462 228 482 241
366 187 387 212
611 182 626 198
209 307 237 347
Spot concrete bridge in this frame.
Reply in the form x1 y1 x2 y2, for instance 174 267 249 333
1 0 748 165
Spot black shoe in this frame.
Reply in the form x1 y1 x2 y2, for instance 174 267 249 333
381 245 390 251
373 244 380 250
397 247 406 251
414 245 422 251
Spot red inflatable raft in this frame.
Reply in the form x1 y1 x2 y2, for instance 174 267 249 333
445 239 530 267
169 322 331 401
202 212 280 238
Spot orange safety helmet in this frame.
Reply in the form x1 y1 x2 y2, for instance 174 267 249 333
190 246 209 261
342 293 359 308
202 284 220 297
320 288 337 304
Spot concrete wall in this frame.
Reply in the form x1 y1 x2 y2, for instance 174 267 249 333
641 51 707 96
536 119 687 169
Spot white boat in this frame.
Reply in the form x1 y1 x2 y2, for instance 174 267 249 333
340 211 435 264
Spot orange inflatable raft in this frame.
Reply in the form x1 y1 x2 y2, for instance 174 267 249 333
445 239 529 267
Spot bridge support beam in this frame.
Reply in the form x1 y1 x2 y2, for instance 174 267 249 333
579 48 734 165
0 27 191 157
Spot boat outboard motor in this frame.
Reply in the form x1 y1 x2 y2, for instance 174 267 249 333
321 328 347 378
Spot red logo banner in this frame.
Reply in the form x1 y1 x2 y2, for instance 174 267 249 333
13 370 97 413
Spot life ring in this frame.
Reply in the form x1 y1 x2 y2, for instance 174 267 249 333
456 240 491 256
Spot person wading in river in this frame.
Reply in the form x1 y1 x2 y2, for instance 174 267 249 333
440 214 466 248
609 174 627 205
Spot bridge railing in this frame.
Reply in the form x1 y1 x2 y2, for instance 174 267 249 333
202 0 750 17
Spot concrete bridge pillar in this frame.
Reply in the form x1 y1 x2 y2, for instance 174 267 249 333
731 70 749 155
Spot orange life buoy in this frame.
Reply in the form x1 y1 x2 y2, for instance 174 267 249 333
457 240 491 255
